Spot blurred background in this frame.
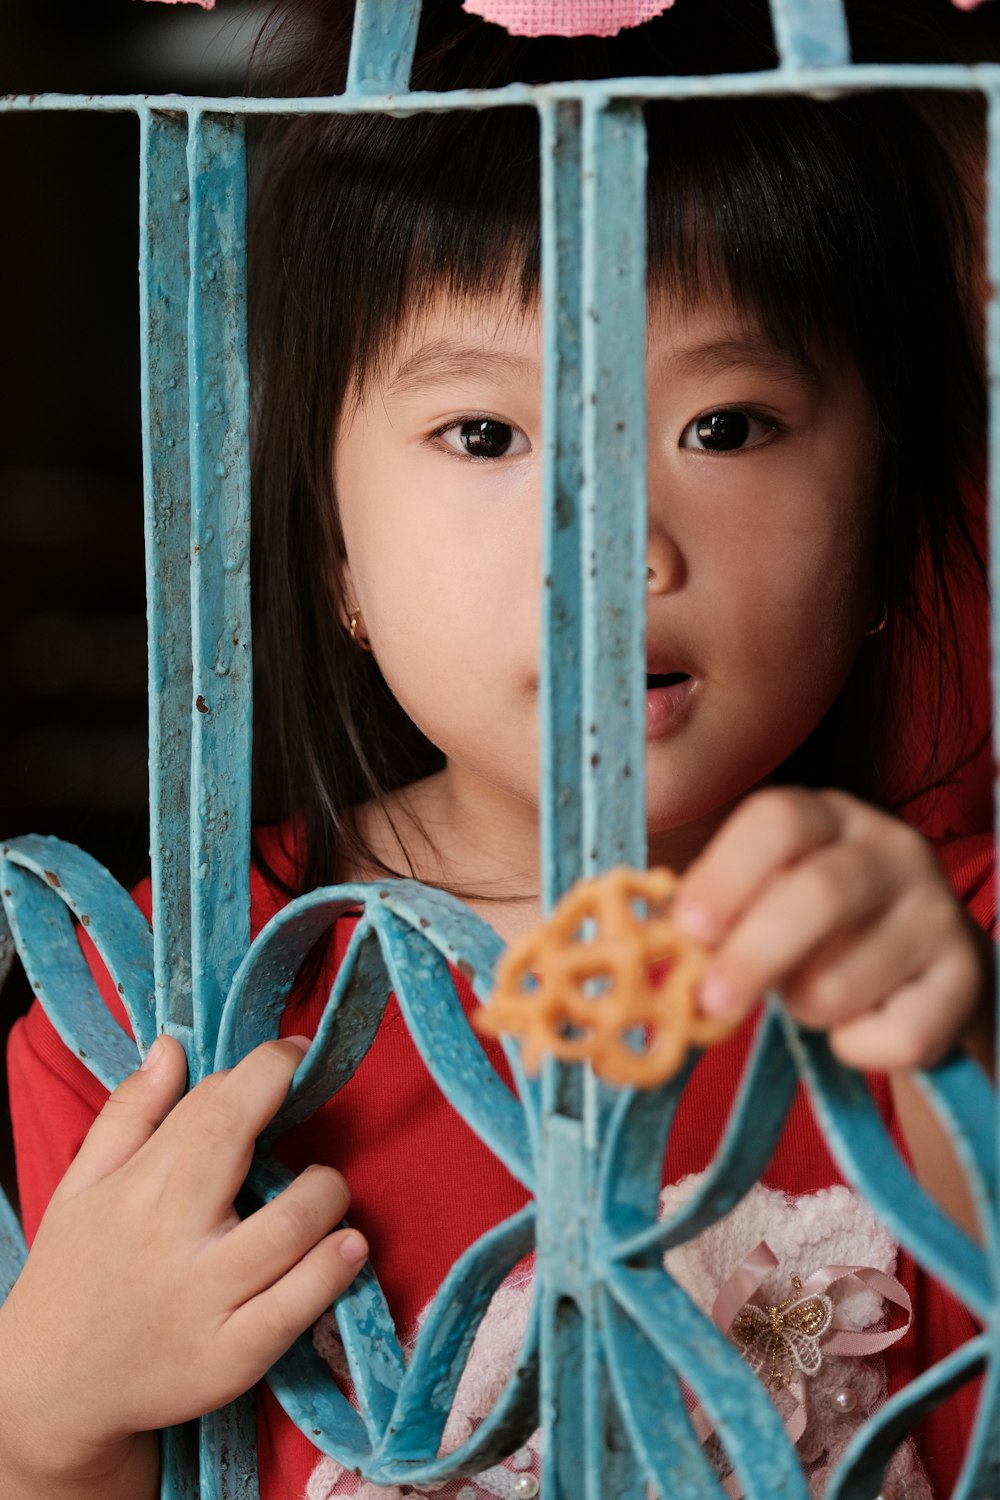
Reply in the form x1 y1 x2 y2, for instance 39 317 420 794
2 0 999 1215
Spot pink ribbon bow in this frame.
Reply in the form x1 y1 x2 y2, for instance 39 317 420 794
686 1240 912 1498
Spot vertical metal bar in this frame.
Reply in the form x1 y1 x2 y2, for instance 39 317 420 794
539 98 585 915
347 0 422 95
161 1423 200 1500
539 1117 588 1500
186 110 253 1087
579 96 648 1498
141 108 203 1500
580 98 648 879
769 0 851 69
199 1399 260 1500
537 95 649 1500
139 106 195 1051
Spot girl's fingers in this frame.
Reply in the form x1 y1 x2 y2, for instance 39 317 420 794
695 835 899 1020
225 1228 369 1376
53 1034 190 1199
781 887 960 1030
675 787 844 943
825 949 983 1073
219 1163 353 1303
163 1039 310 1226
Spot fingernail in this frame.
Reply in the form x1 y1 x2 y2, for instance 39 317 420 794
285 1034 312 1055
674 901 719 943
699 975 739 1015
340 1231 369 1267
140 1037 163 1071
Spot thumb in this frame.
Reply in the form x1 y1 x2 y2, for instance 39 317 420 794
55 1035 189 1198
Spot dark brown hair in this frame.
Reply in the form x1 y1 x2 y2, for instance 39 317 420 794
249 0 988 894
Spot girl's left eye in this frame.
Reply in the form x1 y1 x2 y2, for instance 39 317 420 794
437 418 530 460
679 409 775 453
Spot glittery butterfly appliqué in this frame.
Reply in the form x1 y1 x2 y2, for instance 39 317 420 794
730 1275 834 1390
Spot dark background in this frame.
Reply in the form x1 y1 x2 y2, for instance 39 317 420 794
2 0 999 1215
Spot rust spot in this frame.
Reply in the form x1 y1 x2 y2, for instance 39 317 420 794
379 889 389 899
195 695 209 713
457 959 476 982
78 1048 88 1060
44 869 61 887
81 914 91 926
590 753 600 768
3 889 10 898
117 983 125 995
419 917 430 929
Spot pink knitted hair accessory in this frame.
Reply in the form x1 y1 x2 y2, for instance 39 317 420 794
462 0 675 37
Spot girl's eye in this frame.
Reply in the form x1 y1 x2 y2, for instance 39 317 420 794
438 418 529 460
679 409 773 453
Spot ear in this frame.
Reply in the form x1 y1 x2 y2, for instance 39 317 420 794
332 557 360 634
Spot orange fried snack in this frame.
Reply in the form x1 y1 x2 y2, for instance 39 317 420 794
475 866 737 1087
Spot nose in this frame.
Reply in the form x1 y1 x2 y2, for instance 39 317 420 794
646 522 686 595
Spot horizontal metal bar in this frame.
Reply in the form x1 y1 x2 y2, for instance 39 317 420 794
5 61 1000 117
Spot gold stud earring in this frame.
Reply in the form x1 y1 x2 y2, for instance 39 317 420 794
348 610 372 650
864 603 888 637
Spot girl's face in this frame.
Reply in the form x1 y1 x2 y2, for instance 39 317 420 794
334 293 879 869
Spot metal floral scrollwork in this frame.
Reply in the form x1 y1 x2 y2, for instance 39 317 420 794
2 834 996 1498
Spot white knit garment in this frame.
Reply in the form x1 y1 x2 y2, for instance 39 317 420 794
306 1181 931 1499
659 1177 932 1500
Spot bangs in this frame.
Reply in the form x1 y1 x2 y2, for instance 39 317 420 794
295 91 958 404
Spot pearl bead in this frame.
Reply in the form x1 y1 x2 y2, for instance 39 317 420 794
513 1476 539 1499
831 1385 858 1414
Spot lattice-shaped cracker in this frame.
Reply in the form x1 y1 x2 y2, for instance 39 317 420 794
476 866 736 1087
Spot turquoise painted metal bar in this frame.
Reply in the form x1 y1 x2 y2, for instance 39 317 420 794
186 109 253 1085
18 63 1000 113
539 98 585 915
580 98 648 879
347 0 422 94
770 0 851 69
140 106 195 1050
0 2 998 1495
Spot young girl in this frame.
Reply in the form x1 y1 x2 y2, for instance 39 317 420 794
0 3 995 1498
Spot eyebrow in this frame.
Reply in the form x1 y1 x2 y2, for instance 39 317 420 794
385 338 539 397
664 334 821 386
386 331 819 399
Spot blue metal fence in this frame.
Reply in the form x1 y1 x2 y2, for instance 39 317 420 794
1 1 998 1496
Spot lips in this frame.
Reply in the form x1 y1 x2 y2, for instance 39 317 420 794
645 668 695 737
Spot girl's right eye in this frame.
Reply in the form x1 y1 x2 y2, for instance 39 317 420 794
435 418 530 460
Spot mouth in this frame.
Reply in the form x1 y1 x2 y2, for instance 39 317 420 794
645 669 695 738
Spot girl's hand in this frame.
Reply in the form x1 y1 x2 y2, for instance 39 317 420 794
0 1036 367 1491
673 787 994 1074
